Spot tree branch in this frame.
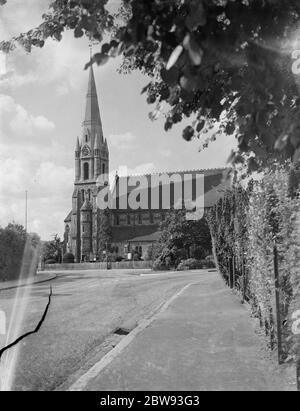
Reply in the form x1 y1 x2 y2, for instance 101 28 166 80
0 286 52 361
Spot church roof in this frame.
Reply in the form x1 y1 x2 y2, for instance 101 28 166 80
64 210 72 222
128 231 161 243
110 167 229 211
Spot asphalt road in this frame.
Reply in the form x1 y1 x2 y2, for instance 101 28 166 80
0 269 205 391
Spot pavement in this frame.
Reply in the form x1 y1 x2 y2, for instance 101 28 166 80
69 270 294 391
0 272 57 291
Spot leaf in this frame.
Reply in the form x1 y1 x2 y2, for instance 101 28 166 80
166 45 183 70
101 43 111 54
85 53 110 70
141 82 151 95
225 122 235 135
74 25 84 38
182 126 194 141
274 134 289 151
94 53 110 66
196 120 205 132
183 33 203 66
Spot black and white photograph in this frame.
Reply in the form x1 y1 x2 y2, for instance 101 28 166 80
0 0 300 396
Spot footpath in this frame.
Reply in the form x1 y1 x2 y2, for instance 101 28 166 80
69 270 294 391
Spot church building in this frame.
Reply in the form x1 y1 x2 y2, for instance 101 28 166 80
64 65 227 262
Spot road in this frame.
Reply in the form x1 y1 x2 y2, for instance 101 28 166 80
0 269 204 391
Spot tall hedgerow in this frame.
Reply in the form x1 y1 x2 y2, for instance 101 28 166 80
208 165 300 360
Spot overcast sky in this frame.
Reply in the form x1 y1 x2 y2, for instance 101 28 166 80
0 0 236 240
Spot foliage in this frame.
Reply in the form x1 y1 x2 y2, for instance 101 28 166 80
176 257 215 271
42 234 63 263
1 1 300 172
207 165 300 360
0 223 40 281
97 209 112 258
62 252 75 263
152 209 211 269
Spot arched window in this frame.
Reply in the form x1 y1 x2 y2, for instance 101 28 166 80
102 163 106 174
84 162 89 180
81 190 85 202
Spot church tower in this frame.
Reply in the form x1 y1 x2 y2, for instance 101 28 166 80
65 64 109 262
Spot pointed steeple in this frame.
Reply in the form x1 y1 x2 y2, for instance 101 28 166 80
83 64 104 147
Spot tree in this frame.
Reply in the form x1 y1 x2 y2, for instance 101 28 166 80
97 209 112 260
1 0 300 174
153 209 212 268
42 234 63 263
0 223 40 281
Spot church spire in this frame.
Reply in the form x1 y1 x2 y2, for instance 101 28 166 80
82 64 103 146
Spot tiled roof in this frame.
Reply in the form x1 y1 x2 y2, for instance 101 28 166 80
110 168 229 210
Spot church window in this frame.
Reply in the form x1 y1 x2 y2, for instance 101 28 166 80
82 190 85 202
102 163 105 174
82 226 85 233
84 162 89 180
86 135 88 142
88 189 91 201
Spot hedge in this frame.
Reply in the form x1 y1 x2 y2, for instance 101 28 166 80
207 165 300 362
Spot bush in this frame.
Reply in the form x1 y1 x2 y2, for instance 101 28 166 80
152 258 168 271
45 258 57 264
176 258 216 271
133 252 141 261
62 252 75 263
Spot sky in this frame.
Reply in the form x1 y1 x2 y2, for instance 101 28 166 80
0 0 236 240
